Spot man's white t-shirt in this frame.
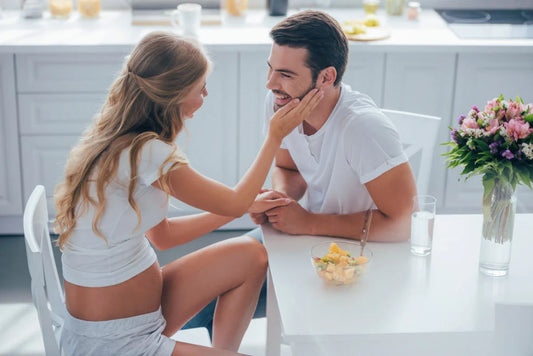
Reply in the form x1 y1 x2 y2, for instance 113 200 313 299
265 83 408 215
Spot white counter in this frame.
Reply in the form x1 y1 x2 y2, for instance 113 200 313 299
1 9 533 53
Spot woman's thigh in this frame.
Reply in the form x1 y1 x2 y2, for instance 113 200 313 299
160 235 267 334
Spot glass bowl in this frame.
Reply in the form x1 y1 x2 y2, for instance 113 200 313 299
311 241 373 286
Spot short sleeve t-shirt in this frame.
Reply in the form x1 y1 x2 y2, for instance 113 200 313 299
264 83 407 214
61 139 184 287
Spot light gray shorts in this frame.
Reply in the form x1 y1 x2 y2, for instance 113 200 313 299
61 307 176 356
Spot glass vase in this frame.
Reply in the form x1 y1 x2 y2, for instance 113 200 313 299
479 179 516 277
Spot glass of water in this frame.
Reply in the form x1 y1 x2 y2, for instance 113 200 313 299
410 195 436 256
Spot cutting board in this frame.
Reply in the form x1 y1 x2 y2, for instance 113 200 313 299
346 27 391 41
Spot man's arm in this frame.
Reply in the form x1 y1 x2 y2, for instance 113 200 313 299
271 148 307 200
266 162 416 242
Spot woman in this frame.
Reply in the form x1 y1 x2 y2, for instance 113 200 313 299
54 31 322 355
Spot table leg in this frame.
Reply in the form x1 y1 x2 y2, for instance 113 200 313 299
266 268 281 356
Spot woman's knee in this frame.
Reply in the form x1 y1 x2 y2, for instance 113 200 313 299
236 236 268 274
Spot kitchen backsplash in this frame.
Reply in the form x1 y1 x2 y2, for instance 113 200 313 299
2 0 533 11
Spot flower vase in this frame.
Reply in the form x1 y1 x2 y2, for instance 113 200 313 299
479 179 516 277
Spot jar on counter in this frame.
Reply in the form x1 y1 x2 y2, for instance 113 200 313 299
49 0 73 18
386 0 405 16
78 0 100 18
407 1 420 20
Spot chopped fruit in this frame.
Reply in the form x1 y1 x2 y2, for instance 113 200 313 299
312 242 369 286
364 14 380 27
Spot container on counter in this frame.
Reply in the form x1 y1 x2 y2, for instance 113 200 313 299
49 0 73 17
407 1 420 20
386 0 405 16
78 0 100 18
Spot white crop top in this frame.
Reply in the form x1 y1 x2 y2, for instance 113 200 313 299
61 139 183 287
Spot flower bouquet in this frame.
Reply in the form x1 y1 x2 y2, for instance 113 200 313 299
443 95 533 276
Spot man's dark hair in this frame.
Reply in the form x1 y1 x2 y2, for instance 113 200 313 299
269 10 349 87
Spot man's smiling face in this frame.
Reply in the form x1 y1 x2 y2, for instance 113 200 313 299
266 43 317 111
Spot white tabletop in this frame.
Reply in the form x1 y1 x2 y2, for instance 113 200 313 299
262 214 533 356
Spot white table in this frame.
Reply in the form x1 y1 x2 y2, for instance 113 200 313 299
263 214 533 356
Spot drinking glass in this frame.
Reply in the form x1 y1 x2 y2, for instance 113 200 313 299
410 195 436 256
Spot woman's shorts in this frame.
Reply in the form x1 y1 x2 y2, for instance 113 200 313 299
61 307 176 356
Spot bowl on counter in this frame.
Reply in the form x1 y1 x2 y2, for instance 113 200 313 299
311 241 373 286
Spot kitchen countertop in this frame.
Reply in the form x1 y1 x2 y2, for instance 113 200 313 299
1 9 533 53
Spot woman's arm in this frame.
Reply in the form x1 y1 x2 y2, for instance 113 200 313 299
153 89 322 217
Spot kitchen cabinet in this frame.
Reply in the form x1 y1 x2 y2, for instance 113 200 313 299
444 53 533 213
15 50 239 218
383 52 456 208
0 54 23 217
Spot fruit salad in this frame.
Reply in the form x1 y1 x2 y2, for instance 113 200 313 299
312 242 369 286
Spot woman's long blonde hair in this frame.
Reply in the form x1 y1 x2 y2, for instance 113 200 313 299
54 32 210 249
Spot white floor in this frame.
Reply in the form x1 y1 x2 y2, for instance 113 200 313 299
0 233 291 356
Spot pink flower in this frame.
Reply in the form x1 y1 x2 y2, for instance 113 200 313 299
505 101 523 120
486 119 500 134
461 117 479 130
484 98 500 113
504 119 532 142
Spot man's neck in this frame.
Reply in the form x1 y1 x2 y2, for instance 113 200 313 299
302 84 342 136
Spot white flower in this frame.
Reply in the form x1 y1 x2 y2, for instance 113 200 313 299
521 143 533 160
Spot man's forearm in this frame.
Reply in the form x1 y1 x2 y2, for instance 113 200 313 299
310 210 410 242
272 166 307 200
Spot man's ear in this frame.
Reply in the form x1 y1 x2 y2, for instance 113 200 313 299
317 66 337 88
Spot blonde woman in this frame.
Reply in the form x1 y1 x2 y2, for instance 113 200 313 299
54 31 322 355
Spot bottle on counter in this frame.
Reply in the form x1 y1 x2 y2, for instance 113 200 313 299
223 0 247 17
78 0 100 18
268 0 287 16
49 0 73 18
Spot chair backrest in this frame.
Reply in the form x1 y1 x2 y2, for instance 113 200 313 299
382 109 442 196
23 185 65 356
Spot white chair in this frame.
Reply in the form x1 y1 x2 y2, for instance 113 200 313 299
23 185 65 356
382 109 442 196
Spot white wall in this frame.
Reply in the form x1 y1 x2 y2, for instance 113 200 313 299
3 0 533 10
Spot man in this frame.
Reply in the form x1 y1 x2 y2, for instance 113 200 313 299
185 9 416 338
252 10 416 242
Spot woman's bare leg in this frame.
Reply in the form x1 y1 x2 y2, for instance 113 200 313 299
161 236 268 352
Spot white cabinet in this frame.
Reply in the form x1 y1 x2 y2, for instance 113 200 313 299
170 50 239 216
344 52 385 107
15 51 239 219
445 53 533 213
20 136 80 215
383 52 456 207
0 54 23 216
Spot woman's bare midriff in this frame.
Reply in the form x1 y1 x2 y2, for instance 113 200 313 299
64 261 163 321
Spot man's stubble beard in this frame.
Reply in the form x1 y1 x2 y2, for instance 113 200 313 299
273 80 317 112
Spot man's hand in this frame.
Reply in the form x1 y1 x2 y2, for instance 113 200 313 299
265 200 313 235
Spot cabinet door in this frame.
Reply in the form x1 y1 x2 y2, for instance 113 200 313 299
19 93 106 135
383 52 456 207
239 51 270 179
16 53 127 93
445 53 533 213
0 54 23 215
20 136 79 215
169 50 239 216
344 52 385 107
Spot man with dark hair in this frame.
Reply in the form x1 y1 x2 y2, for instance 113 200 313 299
184 10 416 339
252 10 416 242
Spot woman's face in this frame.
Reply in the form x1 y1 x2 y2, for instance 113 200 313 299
181 76 208 119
